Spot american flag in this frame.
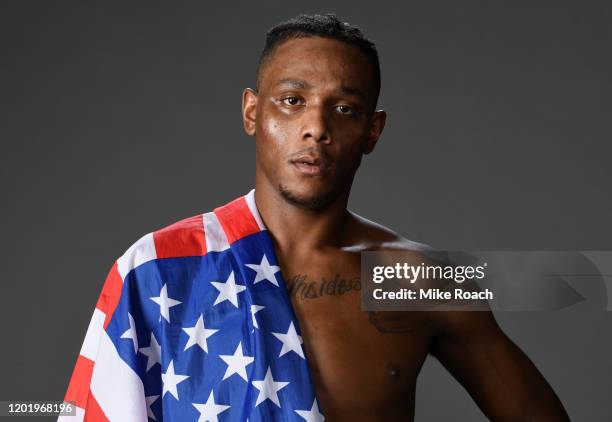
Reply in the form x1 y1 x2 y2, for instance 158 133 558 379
60 189 324 422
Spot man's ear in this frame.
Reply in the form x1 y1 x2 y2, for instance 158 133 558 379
363 110 387 154
242 88 258 136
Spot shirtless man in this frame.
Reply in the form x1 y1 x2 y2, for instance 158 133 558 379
241 14 570 421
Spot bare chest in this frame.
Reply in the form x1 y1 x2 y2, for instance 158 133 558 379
280 257 433 421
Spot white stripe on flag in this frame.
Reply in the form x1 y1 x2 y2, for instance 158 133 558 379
244 189 266 231
117 232 157 280
203 212 230 252
79 308 106 361
90 330 147 421
57 403 85 422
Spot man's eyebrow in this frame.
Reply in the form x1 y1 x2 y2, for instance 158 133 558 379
275 79 368 103
340 85 367 102
276 79 312 89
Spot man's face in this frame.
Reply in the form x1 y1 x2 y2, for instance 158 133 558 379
242 36 386 210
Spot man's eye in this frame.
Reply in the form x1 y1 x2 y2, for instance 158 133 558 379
335 105 354 115
281 97 301 106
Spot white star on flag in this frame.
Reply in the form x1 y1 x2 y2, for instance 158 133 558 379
161 360 189 400
145 395 159 420
272 321 305 359
250 304 265 329
219 341 254 381
120 312 138 353
211 271 246 308
183 314 219 352
150 283 182 323
251 366 290 407
245 254 281 286
139 332 161 371
295 399 325 422
192 390 231 422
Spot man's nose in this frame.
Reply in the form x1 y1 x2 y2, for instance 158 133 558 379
300 105 331 144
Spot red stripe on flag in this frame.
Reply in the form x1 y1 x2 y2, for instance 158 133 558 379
153 214 206 259
95 262 123 329
214 196 261 244
83 393 109 422
64 355 94 409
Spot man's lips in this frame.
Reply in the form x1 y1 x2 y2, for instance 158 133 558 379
291 154 320 165
289 155 329 175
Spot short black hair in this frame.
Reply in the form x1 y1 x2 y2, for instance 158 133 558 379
256 13 381 109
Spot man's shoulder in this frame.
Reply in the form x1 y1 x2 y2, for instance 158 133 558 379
115 190 263 279
344 210 431 251
113 212 209 280
344 210 448 264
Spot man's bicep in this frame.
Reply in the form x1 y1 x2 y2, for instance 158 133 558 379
430 311 569 421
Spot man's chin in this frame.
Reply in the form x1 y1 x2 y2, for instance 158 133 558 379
278 184 338 211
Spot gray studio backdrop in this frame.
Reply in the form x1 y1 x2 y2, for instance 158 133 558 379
1 1 611 420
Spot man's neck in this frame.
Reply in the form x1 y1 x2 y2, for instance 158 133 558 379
254 181 351 254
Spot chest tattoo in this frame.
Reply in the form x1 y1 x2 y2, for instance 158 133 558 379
285 274 361 300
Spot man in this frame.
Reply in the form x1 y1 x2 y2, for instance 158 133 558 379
61 13 570 422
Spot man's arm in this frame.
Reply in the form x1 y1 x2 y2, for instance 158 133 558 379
430 310 570 421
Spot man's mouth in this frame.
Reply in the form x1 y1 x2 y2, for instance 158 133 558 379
290 155 327 175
